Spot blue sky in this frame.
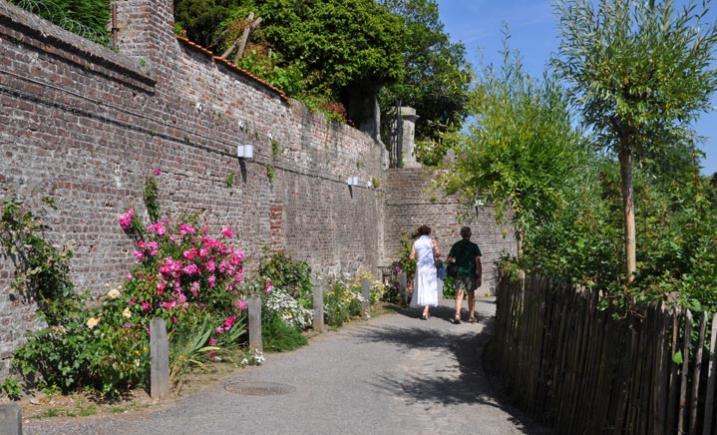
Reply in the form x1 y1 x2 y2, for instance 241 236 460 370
436 0 717 175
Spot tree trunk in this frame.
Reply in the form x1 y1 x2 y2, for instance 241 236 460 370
619 144 636 283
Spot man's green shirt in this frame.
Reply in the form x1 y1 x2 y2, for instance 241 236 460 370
448 239 482 278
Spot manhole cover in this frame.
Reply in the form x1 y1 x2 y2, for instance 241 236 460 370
224 381 296 396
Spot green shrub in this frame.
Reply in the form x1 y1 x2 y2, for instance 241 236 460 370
324 276 363 327
261 311 307 352
259 249 313 309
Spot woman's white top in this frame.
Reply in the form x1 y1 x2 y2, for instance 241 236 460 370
414 235 435 267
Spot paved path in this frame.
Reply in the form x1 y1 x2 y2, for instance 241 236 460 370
26 300 548 435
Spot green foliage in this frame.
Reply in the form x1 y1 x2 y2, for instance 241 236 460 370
323 276 364 327
259 249 313 309
226 172 235 188
0 379 22 400
0 197 81 325
143 177 160 223
443 46 586 241
271 139 282 161
266 165 276 183
379 0 471 149
261 311 307 352
175 0 241 48
8 0 110 45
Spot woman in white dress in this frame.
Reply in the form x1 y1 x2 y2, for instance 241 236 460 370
409 225 442 320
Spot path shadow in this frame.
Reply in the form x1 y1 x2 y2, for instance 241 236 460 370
352 316 552 435
394 303 488 324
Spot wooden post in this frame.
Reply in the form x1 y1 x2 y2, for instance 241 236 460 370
679 310 693 435
361 279 371 319
703 313 717 435
248 296 262 353
150 317 169 400
689 313 706 435
0 403 21 435
313 283 325 332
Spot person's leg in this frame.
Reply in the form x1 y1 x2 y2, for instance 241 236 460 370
454 281 465 322
467 291 476 322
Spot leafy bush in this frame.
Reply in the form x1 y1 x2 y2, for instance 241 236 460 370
259 249 313 309
261 311 307 352
323 275 364 327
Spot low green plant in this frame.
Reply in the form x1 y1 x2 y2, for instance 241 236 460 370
261 311 307 352
143 176 160 223
266 166 276 183
0 378 22 400
226 172 235 188
271 140 282 161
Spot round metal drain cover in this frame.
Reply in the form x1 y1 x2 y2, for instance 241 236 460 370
224 381 296 396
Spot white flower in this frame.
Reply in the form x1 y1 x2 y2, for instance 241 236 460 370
106 288 121 299
122 307 132 318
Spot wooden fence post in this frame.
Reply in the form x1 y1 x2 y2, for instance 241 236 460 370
313 283 325 332
248 296 262 353
703 313 717 435
150 317 169 400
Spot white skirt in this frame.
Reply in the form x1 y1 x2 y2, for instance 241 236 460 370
410 264 442 308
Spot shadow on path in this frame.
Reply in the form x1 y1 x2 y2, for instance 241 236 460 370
351 316 551 435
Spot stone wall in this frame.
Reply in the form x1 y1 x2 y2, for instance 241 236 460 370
384 168 516 294
0 0 384 367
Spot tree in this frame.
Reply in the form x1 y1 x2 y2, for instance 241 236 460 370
175 0 241 48
554 0 717 282
379 0 472 158
444 49 586 257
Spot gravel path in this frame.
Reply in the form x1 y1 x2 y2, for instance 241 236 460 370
26 299 548 435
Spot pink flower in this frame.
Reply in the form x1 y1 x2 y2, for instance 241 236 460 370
133 250 146 262
265 279 273 295
234 299 248 312
172 316 178 324
216 326 225 334
127 297 137 306
208 274 216 288
200 225 209 235
122 322 133 329
230 250 245 266
177 291 188 305
179 223 196 236
152 167 161 176
148 222 166 236
218 260 231 275
160 300 176 310
182 248 198 261
160 258 182 277
221 226 234 238
199 248 209 259
190 281 200 298
182 264 199 276
156 282 165 296
206 260 216 273
223 315 237 330
146 241 159 256
209 337 216 346
118 209 134 231
126 273 133 280
141 301 152 312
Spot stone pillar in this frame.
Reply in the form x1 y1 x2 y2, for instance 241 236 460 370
400 107 420 168
248 297 263 353
150 318 169 400
111 0 178 73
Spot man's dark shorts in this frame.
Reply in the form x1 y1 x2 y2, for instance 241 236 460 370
455 275 477 295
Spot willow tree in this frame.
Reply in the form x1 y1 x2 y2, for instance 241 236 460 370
554 0 717 282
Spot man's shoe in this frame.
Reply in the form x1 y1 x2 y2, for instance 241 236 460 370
452 317 461 324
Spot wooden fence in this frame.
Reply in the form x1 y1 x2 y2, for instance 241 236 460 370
491 274 717 435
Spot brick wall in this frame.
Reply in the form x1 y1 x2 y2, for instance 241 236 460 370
384 168 516 294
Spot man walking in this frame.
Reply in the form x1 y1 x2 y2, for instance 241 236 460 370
447 226 482 324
